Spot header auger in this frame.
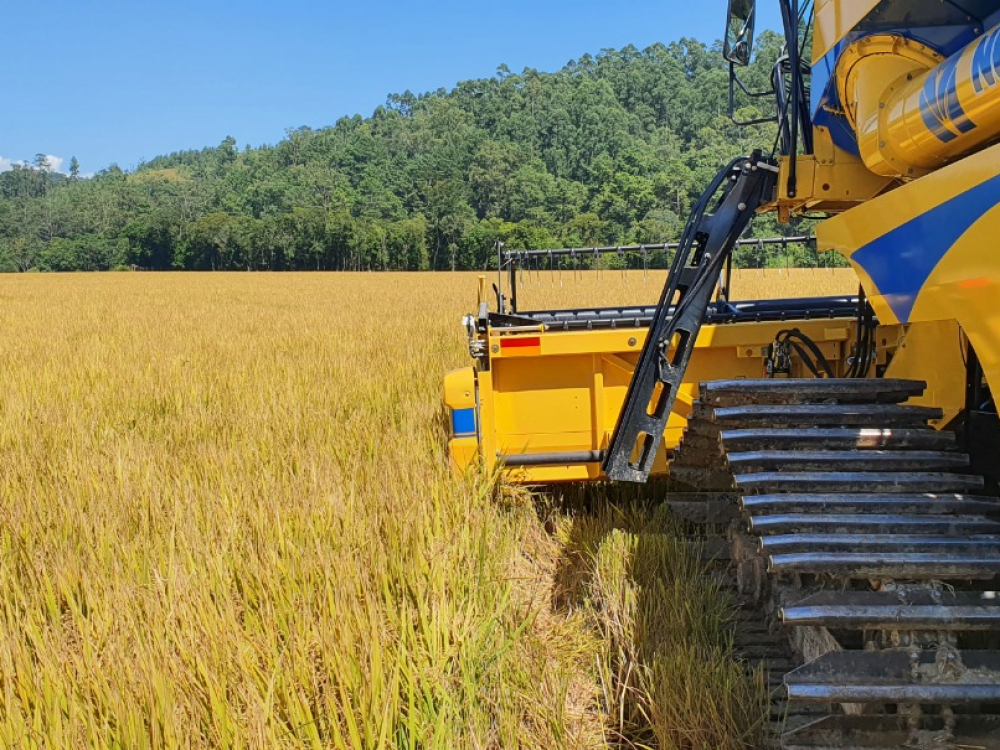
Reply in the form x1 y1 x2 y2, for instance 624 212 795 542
446 0 1000 746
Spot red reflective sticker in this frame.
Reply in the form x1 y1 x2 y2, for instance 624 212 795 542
501 337 541 349
960 278 991 289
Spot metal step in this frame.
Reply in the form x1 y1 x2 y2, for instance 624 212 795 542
663 493 740 524
700 403 944 428
741 643 794 659
750 513 1000 535
727 450 969 474
682 420 724 439
785 650 1000 704
781 591 1000 630
677 433 723 453
669 465 733 490
720 426 957 452
769 700 828 720
736 471 985 494
768 551 1000 579
672 446 726 469
781 714 1000 750
742 493 1000 515
761 533 1000 555
699 378 927 406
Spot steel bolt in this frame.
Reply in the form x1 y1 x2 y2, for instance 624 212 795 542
628 337 637 347
491 344 499 353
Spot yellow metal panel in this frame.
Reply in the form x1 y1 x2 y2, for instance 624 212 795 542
493 319 852 357
817 140 1000 326
447 437 480 474
813 0 881 65
591 355 606 450
912 204 1000 401
495 357 594 436
502 462 606 484
492 328 643 357
496 430 596 454
765 144 894 218
469 315 870 483
443 367 476 410
478 362 498 472
884 320 965 427
443 368 480 474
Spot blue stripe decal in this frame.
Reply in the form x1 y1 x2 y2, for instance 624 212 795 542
812 42 861 157
919 52 977 143
451 407 476 437
852 172 1000 322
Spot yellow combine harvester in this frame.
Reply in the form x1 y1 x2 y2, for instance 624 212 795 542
447 0 1000 747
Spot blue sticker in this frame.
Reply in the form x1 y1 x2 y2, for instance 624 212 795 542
451 408 477 437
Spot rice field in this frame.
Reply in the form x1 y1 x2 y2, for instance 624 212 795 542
0 269 856 749
510 267 856 310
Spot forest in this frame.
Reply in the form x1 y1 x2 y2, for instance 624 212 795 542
0 32 830 272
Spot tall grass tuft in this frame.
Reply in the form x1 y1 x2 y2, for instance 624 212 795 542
548 494 768 749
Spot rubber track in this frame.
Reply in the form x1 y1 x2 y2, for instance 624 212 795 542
669 378 1000 750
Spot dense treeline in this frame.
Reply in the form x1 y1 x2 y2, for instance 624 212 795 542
0 33 829 272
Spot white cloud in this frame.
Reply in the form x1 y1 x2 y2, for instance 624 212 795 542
45 155 65 174
0 154 68 174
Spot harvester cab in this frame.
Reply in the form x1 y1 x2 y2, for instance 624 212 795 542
446 0 1000 746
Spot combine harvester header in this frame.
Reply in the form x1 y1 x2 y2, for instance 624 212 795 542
445 233 881 484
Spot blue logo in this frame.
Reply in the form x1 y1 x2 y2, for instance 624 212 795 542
919 53 976 143
971 25 1000 94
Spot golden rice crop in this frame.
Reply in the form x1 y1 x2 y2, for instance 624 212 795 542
0 270 847 749
510 267 857 310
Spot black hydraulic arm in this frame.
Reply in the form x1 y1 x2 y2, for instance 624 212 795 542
602 152 777 483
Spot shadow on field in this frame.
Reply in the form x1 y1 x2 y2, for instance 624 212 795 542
547 480 677 613
537 480 767 750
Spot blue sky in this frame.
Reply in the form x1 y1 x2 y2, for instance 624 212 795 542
1 1 782 175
